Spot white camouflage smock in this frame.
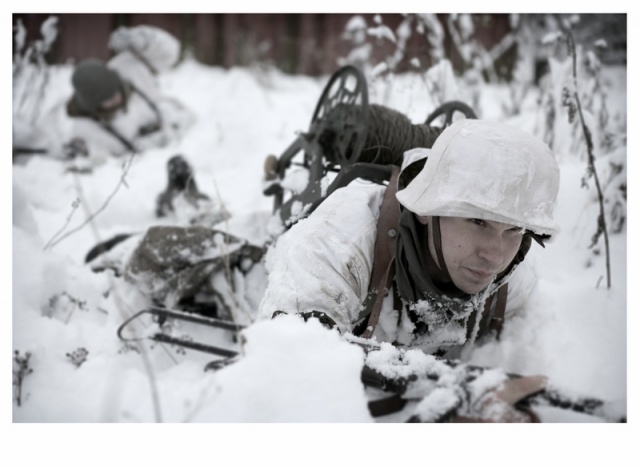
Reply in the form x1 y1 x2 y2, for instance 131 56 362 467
258 180 536 352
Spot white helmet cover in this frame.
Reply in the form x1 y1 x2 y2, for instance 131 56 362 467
396 119 560 236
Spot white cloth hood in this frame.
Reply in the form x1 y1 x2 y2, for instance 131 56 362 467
396 119 560 236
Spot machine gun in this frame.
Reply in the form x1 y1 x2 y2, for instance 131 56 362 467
262 65 477 227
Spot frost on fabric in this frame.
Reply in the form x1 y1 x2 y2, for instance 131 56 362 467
411 368 511 422
408 294 478 349
413 387 461 421
365 342 444 380
412 121 560 235
365 342 512 421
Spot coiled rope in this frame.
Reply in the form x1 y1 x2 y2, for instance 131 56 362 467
360 104 443 166
319 103 443 167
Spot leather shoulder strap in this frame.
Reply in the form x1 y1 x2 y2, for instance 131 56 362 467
474 283 509 340
357 165 401 338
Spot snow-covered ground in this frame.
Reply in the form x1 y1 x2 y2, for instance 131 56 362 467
10 51 633 461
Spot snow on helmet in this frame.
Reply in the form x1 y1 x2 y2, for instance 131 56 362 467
396 119 560 236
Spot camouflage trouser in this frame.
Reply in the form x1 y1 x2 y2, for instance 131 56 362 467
124 225 264 310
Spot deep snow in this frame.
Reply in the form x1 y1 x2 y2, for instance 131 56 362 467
9 32 634 465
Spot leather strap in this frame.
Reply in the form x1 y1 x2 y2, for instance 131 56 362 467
489 283 509 339
91 84 163 154
360 166 401 339
431 216 452 282
476 283 509 340
94 118 138 153
127 46 159 76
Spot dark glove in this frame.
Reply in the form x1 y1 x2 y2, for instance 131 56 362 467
271 310 338 330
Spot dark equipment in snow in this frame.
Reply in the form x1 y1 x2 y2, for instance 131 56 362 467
117 306 626 423
155 155 211 218
262 65 477 226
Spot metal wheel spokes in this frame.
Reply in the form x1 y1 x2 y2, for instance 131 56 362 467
424 100 477 127
308 65 369 169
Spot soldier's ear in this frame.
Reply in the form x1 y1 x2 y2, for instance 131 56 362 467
417 215 430 226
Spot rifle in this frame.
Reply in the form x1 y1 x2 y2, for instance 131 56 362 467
117 307 626 423
358 342 626 422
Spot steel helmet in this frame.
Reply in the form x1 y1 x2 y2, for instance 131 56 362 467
71 59 123 114
396 119 560 236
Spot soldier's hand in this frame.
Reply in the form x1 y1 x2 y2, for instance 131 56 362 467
272 310 338 330
452 375 547 423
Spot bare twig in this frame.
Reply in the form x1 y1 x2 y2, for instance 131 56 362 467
209 175 253 331
206 174 253 361
13 350 33 407
557 16 611 289
13 16 58 124
44 152 136 251
42 198 81 251
210 177 234 290
48 150 171 421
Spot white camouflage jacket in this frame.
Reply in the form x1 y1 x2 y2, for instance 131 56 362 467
258 181 536 353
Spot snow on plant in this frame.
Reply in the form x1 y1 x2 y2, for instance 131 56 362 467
46 291 89 323
498 15 544 117
66 347 89 368
555 15 616 288
338 15 392 76
44 153 136 251
365 14 457 108
447 13 497 84
13 16 58 125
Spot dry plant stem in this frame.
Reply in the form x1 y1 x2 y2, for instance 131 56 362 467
51 151 166 421
44 152 136 251
210 175 253 325
129 321 164 422
68 165 176 359
210 176 233 289
562 21 612 289
78 157 166 422
209 175 251 357
42 199 81 251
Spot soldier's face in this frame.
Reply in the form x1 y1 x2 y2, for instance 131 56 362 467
422 216 523 294
100 91 123 111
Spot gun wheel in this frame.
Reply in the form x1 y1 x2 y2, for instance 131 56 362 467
307 65 369 170
425 101 477 127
